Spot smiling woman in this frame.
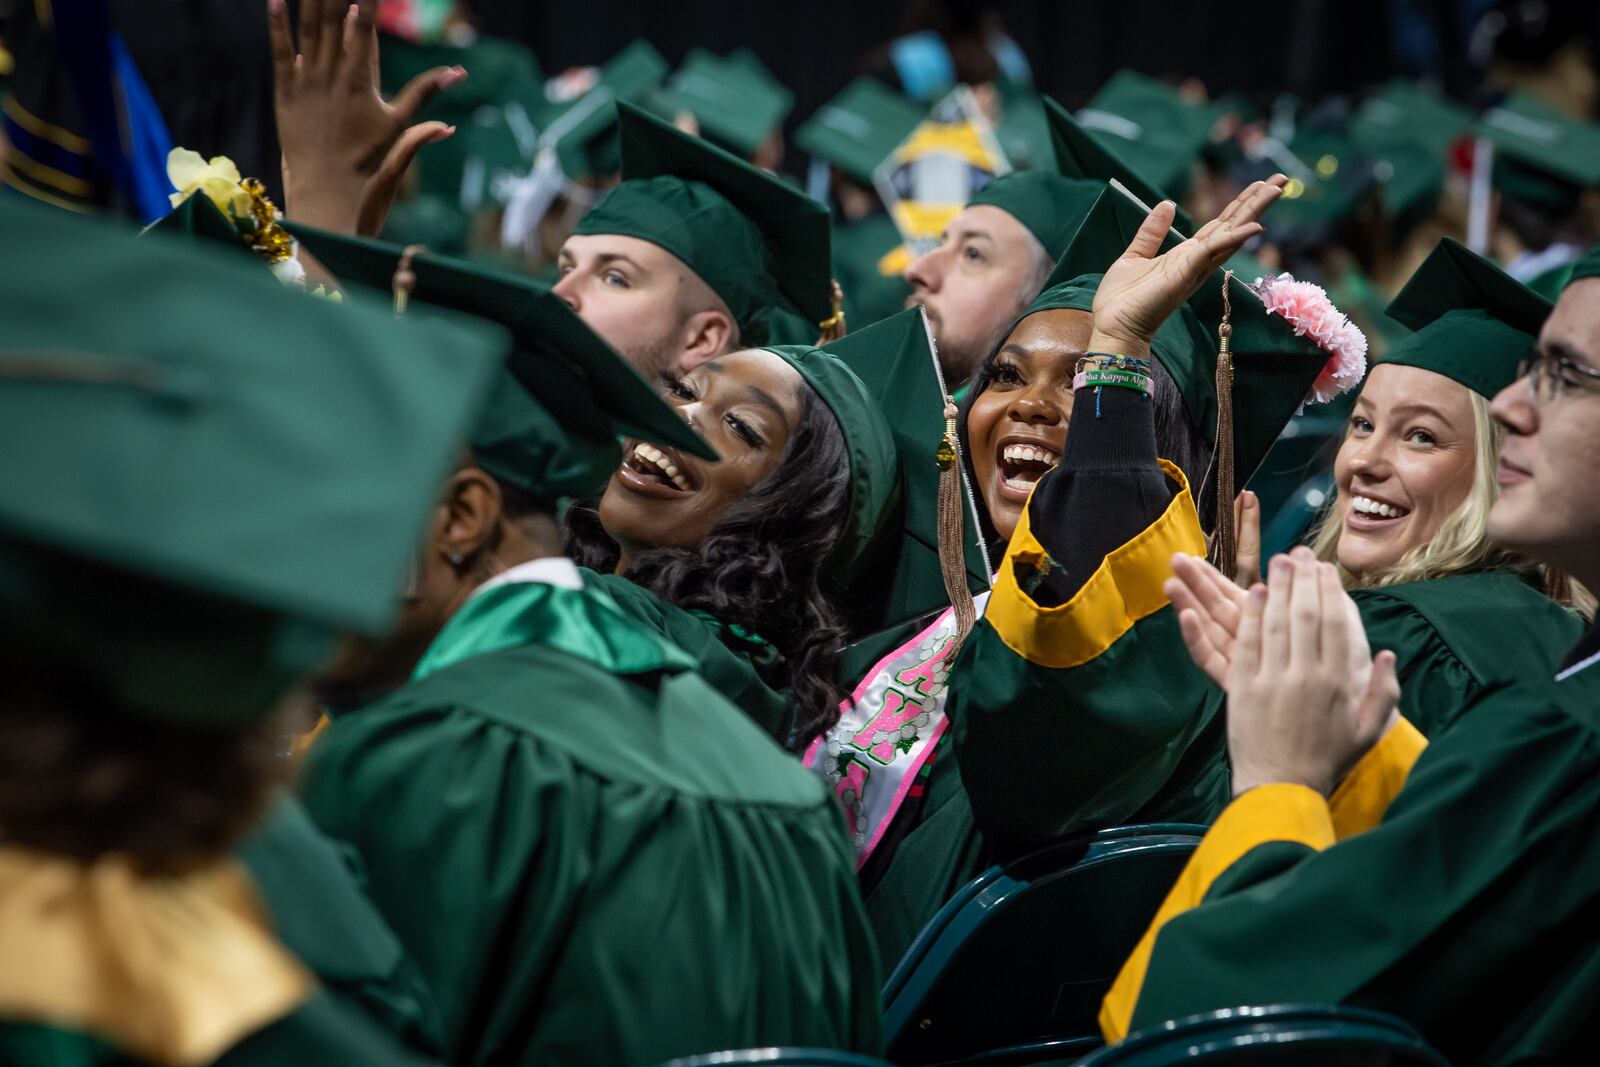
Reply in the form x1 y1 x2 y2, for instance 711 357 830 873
1295 240 1591 736
569 343 889 749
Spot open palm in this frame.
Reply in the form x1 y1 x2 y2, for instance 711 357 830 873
1091 178 1289 352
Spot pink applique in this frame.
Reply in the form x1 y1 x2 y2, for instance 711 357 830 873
835 760 870 837
1249 273 1369 404
850 689 929 764
895 636 956 697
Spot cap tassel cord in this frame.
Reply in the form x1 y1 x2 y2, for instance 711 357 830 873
936 396 978 654
1208 270 1237 577
392 245 427 316
815 279 847 344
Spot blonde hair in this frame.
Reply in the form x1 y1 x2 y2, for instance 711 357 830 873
1309 390 1595 616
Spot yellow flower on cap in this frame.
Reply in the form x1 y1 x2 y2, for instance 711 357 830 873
166 147 252 218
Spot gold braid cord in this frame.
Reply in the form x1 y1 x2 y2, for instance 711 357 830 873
936 395 978 653
239 178 294 264
392 245 427 315
1208 270 1237 576
815 279 847 344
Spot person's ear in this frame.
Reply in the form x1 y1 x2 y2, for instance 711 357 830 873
437 467 504 570
675 309 736 372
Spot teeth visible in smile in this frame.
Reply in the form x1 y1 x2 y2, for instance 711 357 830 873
633 443 690 491
1350 494 1406 519
1001 444 1061 467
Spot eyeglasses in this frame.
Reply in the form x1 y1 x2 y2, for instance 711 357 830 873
1517 349 1600 402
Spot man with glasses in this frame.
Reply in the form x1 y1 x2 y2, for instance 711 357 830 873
1097 246 1600 1065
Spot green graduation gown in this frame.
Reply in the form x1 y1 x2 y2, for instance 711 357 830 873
300 569 883 1066
236 793 445 1056
1107 652 1600 1064
1353 569 1583 738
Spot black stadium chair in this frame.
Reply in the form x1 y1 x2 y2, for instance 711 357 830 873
653 1050 894 1067
1074 1005 1452 1066
882 824 1207 1066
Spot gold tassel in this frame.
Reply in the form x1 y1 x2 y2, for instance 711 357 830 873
392 244 427 316
815 278 847 344
936 395 978 653
1209 270 1237 576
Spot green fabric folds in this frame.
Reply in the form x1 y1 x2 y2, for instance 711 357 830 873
1353 570 1581 739
411 577 697 682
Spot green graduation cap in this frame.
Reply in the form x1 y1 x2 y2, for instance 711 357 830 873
1381 237 1550 398
1348 82 1472 239
821 307 990 636
1038 187 1356 503
1045 94 1199 236
539 40 671 180
147 191 252 250
574 101 835 346
1 196 506 726
994 92 1055 171
967 169 1105 262
755 341 897 629
796 77 926 186
658 48 793 160
287 222 716 505
1074 71 1214 201
1476 92 1600 215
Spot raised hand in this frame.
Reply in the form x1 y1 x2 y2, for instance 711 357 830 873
1088 177 1288 360
1225 552 1400 798
268 0 466 233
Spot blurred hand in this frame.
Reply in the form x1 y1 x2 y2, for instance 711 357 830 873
268 0 465 234
1224 552 1400 798
1232 489 1261 587
1088 177 1288 360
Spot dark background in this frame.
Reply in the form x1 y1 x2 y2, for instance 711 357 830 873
470 0 1496 132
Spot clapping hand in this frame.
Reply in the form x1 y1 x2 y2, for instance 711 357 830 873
1222 551 1400 798
268 0 466 235
1088 177 1288 361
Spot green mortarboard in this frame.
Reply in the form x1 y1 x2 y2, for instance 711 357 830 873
147 192 252 250
1075 71 1213 201
822 307 990 635
287 222 715 504
574 102 835 346
1 197 506 725
1036 188 1342 490
795 77 926 186
1345 81 1470 237
1249 127 1378 245
967 170 1104 262
658 48 793 159
759 343 897 618
1381 237 1549 398
1568 244 1600 287
1045 94 1198 235
539 40 671 180
994 92 1054 171
1352 80 1473 157
1476 93 1600 215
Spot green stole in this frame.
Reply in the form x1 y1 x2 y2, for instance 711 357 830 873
412 572 698 682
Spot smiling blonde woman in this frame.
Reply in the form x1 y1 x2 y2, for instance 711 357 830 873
1306 239 1590 737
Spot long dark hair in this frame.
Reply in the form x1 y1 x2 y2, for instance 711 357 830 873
957 325 1216 559
567 387 853 749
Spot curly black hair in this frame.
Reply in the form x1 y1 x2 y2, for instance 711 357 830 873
567 386 854 749
956 326 1217 558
